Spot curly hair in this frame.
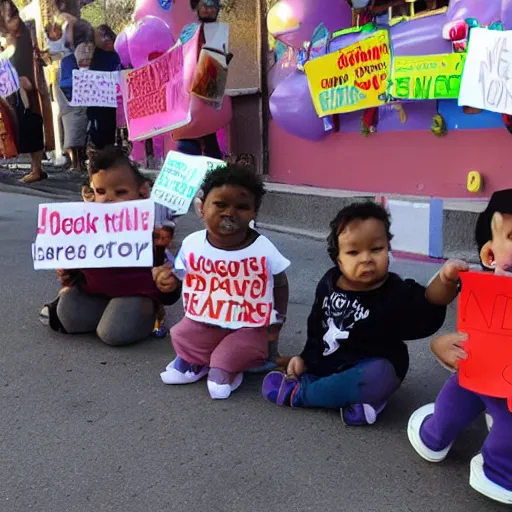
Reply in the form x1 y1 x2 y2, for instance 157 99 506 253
89 146 146 185
327 201 393 264
200 163 266 213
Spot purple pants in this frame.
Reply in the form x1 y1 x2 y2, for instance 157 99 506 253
171 317 268 379
421 374 512 491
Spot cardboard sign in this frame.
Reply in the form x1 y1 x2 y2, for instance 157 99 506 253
458 28 512 115
457 271 512 411
70 69 119 108
390 53 466 100
304 30 391 116
0 58 19 98
120 44 191 141
32 200 155 270
182 254 273 328
151 151 225 215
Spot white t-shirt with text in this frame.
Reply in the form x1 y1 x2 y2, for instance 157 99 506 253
175 230 290 329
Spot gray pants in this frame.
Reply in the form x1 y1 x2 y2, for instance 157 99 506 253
57 287 157 346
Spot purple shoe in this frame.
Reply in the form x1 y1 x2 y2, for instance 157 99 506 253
341 402 387 426
262 371 299 406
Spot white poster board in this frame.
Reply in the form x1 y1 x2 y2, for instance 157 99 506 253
32 199 155 270
70 69 119 108
458 27 512 115
151 151 226 215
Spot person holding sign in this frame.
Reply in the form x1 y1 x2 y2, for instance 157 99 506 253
408 190 512 505
176 0 231 159
262 202 457 426
40 147 181 346
156 164 290 400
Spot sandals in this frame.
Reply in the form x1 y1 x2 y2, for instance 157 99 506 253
19 170 48 184
40 297 68 333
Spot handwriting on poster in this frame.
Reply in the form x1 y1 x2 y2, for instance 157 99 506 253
457 271 512 411
32 200 155 269
151 151 225 215
121 44 190 141
390 53 466 100
459 28 512 115
126 49 181 119
304 30 391 116
0 58 19 98
70 70 118 108
183 254 273 328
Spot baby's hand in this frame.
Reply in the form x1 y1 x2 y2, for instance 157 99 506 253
439 259 468 286
56 269 81 287
153 265 179 293
430 332 468 371
287 356 306 378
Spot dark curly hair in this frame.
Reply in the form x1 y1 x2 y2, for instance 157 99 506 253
89 146 146 185
200 163 266 213
327 201 393 264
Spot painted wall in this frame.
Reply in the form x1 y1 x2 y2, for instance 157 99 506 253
269 121 512 198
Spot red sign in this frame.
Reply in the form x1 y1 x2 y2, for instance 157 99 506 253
457 271 512 411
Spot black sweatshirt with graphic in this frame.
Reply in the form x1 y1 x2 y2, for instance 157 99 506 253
300 268 447 380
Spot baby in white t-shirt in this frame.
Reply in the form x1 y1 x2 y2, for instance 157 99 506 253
153 163 290 399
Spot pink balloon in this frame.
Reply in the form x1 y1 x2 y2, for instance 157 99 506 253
114 28 131 68
127 15 175 69
133 0 196 42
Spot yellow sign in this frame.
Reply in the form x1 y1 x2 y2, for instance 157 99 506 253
390 53 466 100
304 30 391 116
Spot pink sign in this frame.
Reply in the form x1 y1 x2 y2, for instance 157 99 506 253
120 44 191 141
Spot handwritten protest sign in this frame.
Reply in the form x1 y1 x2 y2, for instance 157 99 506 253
304 30 391 116
32 199 155 270
458 28 512 115
120 44 191 141
151 151 225 215
0 58 19 98
182 254 273 329
390 53 466 100
457 271 512 412
70 70 119 108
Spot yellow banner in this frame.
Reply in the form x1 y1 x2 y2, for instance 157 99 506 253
390 53 466 100
304 30 391 116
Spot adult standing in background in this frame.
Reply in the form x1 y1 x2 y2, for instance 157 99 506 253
177 0 229 159
0 0 46 183
59 20 121 157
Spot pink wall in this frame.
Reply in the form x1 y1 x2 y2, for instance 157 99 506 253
269 121 512 198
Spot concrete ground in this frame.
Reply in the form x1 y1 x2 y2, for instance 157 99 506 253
0 182 507 512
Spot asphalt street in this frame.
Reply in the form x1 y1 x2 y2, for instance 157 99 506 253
0 190 506 512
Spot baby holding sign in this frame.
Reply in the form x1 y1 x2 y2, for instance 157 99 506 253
408 190 512 505
154 163 290 399
40 147 181 346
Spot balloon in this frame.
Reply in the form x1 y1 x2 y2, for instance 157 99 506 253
267 0 352 49
127 15 175 69
133 0 196 41
270 71 328 141
114 28 131 68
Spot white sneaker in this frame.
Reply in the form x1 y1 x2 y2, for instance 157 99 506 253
485 413 493 432
407 403 453 463
160 358 208 385
470 453 512 504
207 372 243 399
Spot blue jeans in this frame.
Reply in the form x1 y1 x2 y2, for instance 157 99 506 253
177 133 222 159
292 358 402 409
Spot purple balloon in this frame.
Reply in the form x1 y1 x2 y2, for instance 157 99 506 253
270 71 328 141
446 0 500 26
267 0 352 49
501 0 512 29
128 15 175 69
114 28 130 68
